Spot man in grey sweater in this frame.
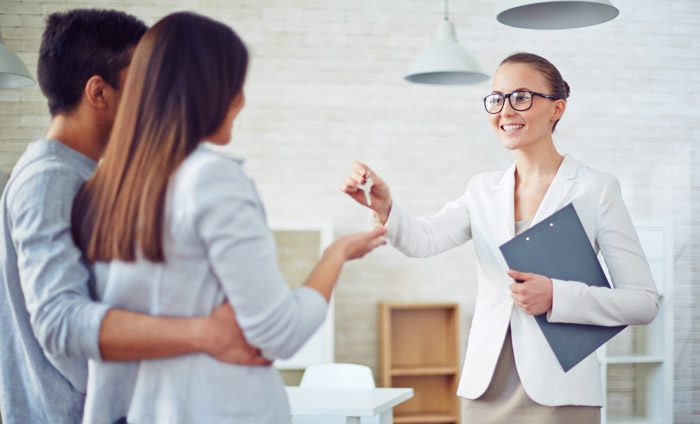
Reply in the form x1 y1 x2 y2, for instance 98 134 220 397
0 10 268 424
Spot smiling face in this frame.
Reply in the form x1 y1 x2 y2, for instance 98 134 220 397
488 63 565 151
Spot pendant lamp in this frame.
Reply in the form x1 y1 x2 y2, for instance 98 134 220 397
405 0 489 85
496 0 619 29
0 30 35 88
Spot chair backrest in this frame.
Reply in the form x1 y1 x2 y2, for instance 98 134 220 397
299 363 376 388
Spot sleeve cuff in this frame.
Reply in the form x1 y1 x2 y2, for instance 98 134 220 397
547 279 570 323
83 303 112 361
296 285 329 317
369 210 383 229
259 286 328 359
367 202 400 229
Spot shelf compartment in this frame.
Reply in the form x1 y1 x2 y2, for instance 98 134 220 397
386 305 458 369
606 320 666 359
606 363 665 424
391 375 459 418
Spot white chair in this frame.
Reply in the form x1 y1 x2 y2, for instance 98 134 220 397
291 363 380 424
300 363 376 389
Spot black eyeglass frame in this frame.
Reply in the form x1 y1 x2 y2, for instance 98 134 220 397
483 90 561 114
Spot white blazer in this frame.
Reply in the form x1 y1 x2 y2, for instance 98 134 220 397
384 155 659 406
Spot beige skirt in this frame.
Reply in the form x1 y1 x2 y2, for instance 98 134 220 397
462 329 601 424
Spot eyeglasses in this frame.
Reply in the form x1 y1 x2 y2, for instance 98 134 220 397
483 90 560 114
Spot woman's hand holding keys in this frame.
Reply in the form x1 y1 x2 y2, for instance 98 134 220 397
341 161 393 225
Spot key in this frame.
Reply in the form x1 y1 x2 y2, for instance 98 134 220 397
357 177 373 206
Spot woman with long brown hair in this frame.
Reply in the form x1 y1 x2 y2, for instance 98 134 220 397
72 12 386 424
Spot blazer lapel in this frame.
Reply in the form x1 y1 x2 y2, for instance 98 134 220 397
496 162 517 240
530 154 579 226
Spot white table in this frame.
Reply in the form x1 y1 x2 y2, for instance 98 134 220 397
286 386 414 424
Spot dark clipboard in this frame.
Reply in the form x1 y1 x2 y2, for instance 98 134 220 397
499 203 625 372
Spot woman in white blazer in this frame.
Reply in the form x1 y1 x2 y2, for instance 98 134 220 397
342 53 659 423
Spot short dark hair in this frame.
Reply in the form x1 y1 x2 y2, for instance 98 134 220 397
38 9 147 116
500 52 570 132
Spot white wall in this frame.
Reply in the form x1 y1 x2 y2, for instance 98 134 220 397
1 0 698 421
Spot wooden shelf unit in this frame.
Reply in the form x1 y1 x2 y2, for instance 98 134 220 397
379 303 460 424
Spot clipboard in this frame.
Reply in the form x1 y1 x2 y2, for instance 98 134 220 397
499 203 625 372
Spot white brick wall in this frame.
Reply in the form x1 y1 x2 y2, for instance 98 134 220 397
1 0 698 421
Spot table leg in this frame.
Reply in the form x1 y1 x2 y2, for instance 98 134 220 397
379 409 393 424
346 417 361 424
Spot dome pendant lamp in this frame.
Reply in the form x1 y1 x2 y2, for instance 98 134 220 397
496 0 619 29
0 30 35 88
405 0 489 85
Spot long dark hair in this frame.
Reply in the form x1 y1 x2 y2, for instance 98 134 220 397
72 12 248 262
500 52 570 132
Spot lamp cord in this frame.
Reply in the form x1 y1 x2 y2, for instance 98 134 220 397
443 0 449 21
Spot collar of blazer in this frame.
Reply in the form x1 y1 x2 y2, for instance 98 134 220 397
496 154 579 239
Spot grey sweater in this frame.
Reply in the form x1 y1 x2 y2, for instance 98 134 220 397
83 145 328 424
0 140 109 424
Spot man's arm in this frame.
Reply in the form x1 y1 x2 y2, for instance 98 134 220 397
11 169 267 364
100 303 270 364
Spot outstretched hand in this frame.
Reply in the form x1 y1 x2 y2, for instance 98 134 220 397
508 270 553 316
334 226 388 261
305 226 388 302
